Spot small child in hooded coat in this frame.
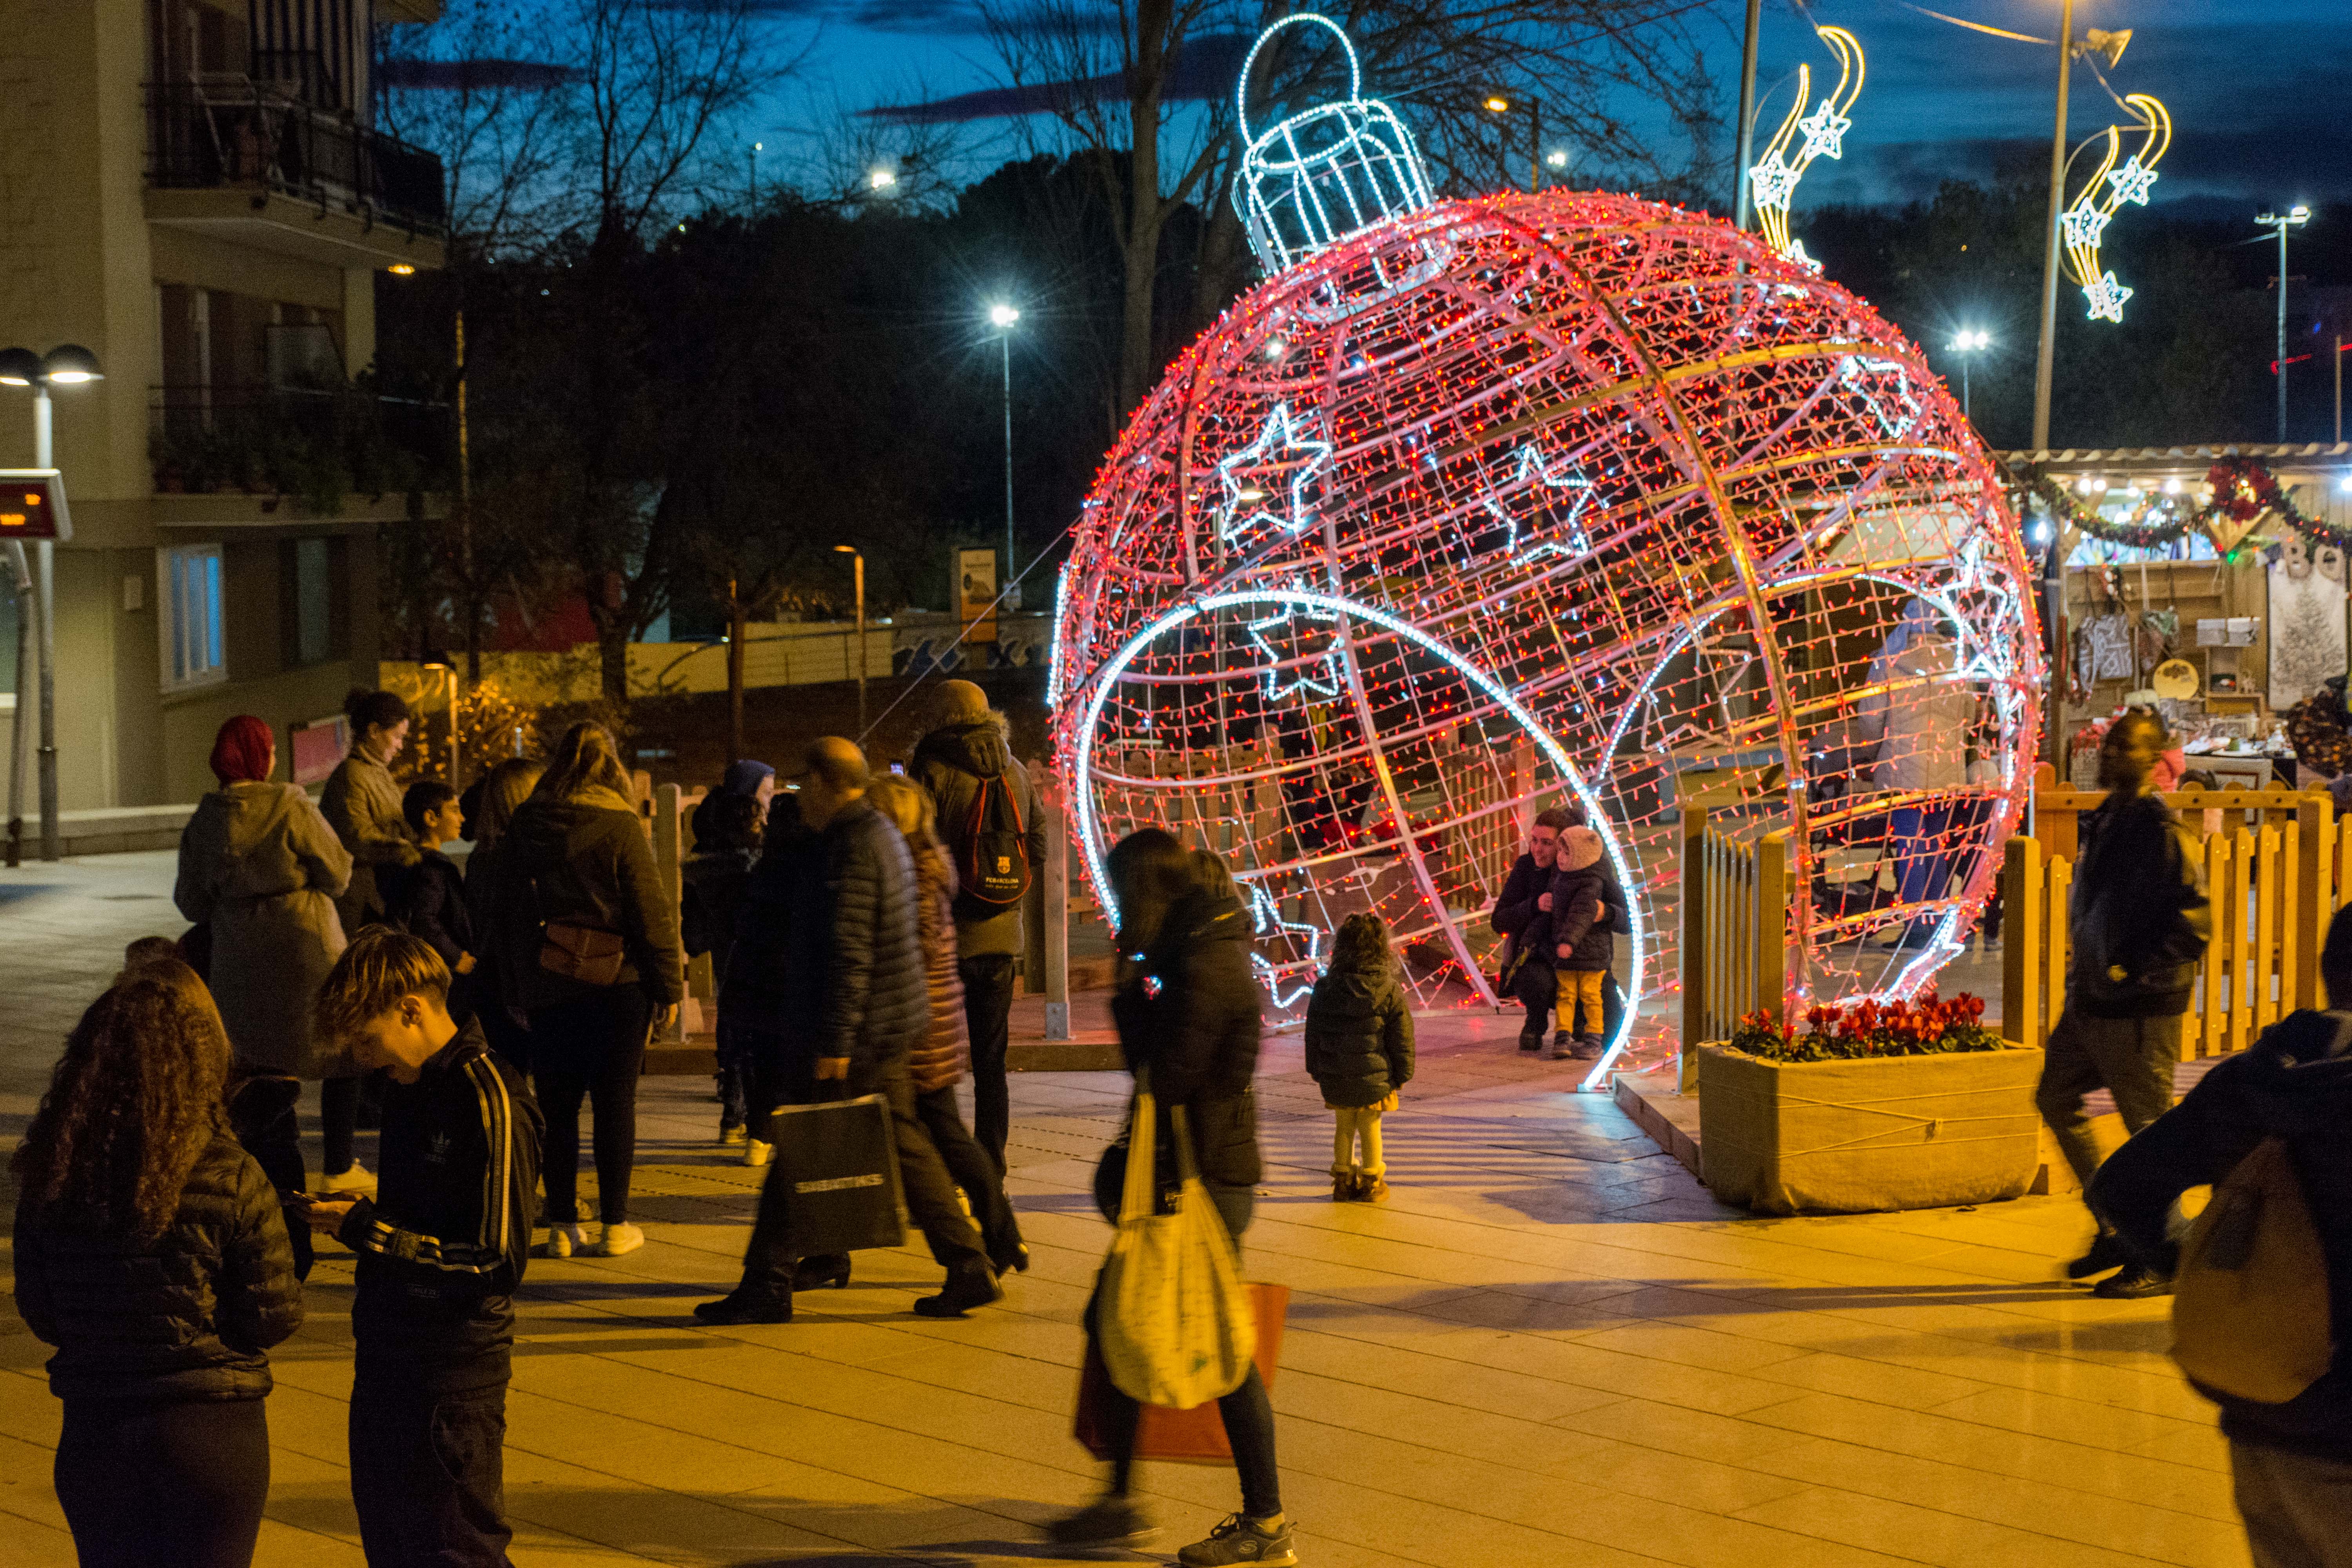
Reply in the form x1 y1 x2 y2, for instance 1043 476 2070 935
1549 825 1613 1058
1304 913 1415 1202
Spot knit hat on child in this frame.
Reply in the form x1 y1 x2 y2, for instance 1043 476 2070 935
1560 825 1603 872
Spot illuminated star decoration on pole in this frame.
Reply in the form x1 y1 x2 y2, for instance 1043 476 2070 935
1477 444 1597 565
1217 401 1335 554
1750 26 1865 269
2062 94 2171 324
1244 880 1323 1009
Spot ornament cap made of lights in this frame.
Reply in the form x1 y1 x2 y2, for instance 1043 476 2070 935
1060 46 2041 1084
1232 13 1436 276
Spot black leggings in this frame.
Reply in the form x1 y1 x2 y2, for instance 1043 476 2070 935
321 1075 361 1176
530 986 653 1226
56 1397 270 1568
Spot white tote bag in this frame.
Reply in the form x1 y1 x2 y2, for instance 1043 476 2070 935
1096 1078 1258 1408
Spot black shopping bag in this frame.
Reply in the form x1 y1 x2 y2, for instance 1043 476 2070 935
761 1095 906 1255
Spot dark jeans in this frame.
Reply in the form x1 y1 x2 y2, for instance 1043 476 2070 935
321 1074 360 1176
1889 804 1958 920
56 1396 269 1568
2036 1009 2181 1213
959 953 1018 1171
716 1021 752 1132
739 1071 989 1299
350 1377 512 1568
530 985 653 1226
916 1083 1023 1263
1083 1174 1280 1521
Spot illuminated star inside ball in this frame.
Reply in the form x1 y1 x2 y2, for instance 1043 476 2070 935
1216 401 1334 550
1244 882 1323 1009
2105 157 2159 207
1797 100 1851 162
2083 271 2134 323
1481 444 1597 564
1243 598 1346 704
1748 151 1800 213
2061 203 2112 250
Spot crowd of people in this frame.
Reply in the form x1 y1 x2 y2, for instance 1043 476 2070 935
11 677 1327 1568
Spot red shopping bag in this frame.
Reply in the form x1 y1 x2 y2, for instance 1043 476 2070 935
1073 1283 1290 1465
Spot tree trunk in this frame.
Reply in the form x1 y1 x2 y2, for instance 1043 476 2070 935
595 614 630 705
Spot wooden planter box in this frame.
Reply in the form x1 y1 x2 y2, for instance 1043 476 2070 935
1695 1042 2045 1215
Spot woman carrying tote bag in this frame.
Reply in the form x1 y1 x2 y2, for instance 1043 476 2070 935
1046 831 1292 1567
487 722 683 1259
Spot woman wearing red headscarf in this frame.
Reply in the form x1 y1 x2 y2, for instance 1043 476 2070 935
174 716 355 1103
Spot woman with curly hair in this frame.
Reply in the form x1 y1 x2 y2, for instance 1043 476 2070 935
12 960 305 1568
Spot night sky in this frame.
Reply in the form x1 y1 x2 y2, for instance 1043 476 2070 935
755 0 2351 217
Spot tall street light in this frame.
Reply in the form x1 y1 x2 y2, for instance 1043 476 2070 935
2256 205 2311 443
1948 329 1991 420
1732 0 1764 229
0 342 102 862
2031 0 2080 452
989 303 1020 604
833 544 866 736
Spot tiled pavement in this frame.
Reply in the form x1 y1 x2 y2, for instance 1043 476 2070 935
0 852 2248 1566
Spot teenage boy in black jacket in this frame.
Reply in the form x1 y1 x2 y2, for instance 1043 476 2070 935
306 929 543 1568
2038 710 2210 1297
2092 904 2352 1566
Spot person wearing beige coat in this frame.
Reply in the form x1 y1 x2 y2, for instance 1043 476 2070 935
319 688 418 936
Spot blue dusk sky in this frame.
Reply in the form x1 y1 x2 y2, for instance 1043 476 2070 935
744 0 2350 216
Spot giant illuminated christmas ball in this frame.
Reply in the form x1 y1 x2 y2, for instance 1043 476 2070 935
1049 23 2042 1060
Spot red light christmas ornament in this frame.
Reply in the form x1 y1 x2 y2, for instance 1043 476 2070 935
1049 16 2043 1074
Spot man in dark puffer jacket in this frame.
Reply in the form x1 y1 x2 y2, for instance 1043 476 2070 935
700 737 997 1325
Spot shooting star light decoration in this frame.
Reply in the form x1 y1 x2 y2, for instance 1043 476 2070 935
2062 94 2172 323
1750 26 1866 272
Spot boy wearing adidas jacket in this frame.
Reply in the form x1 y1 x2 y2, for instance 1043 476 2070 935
2092 904 2352 1568
306 929 543 1568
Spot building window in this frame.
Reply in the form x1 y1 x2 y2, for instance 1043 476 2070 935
295 537 332 664
160 544 225 689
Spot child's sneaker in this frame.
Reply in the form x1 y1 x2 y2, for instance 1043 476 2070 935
541 1222 586 1258
1357 1175 1390 1203
1570 1034 1606 1061
1330 1173 1359 1202
1179 1512 1298 1566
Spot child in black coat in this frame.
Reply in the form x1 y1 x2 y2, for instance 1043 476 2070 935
383 780 477 1023
1548 826 1613 1062
1303 913 1414 1202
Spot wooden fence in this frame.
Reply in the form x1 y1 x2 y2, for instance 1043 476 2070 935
2003 791 2342 1060
1678 807 1793 1089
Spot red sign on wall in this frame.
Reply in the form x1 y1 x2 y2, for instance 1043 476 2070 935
0 470 69 541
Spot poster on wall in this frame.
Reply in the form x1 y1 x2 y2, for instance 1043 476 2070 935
956 548 998 644
2269 538 2347 713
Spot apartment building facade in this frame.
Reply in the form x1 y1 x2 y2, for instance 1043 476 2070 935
0 0 443 812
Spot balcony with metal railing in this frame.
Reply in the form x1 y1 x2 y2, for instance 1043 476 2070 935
144 77 447 269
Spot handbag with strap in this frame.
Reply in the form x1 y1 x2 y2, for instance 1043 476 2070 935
1094 1074 1258 1408
1075 1282 1290 1462
533 877 625 986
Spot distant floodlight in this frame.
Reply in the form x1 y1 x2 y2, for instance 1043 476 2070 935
1484 95 1510 113
1546 149 1568 168
869 167 898 191
988 303 1020 329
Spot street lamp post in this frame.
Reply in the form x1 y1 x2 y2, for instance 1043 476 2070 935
1481 94 1543 191
1732 0 1764 230
749 141 762 208
0 343 101 863
2256 205 2312 444
1948 329 1990 421
833 545 866 736
989 303 1019 599
2031 0 2078 452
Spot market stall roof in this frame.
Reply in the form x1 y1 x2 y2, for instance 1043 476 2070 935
2002 443 2351 479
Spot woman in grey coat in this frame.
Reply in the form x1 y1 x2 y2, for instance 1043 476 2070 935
174 716 354 1183
319 686 417 936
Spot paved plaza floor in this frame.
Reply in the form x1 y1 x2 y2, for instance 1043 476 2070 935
1 853 2247 1566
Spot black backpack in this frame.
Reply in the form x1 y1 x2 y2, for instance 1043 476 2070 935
958 773 1031 911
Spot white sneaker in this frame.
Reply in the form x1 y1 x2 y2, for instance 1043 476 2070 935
322 1161 377 1194
593 1223 644 1257
542 1222 586 1258
745 1138 772 1168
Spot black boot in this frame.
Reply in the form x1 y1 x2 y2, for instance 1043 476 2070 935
913 1259 1003 1318
792 1255 851 1291
2066 1233 2128 1280
1519 1010 1549 1052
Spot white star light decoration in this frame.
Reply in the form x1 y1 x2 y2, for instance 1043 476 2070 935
1797 99 1850 162
1245 882 1323 1010
1243 599 1347 704
2083 271 2134 324
1837 355 1920 441
2106 156 2158 207
2061 203 2112 250
1480 444 1597 565
1217 401 1333 552
1748 151 1801 214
